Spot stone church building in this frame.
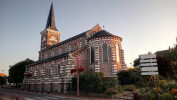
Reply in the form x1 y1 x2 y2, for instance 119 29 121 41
23 2 126 93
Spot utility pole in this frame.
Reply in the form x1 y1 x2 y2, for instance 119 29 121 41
76 41 80 96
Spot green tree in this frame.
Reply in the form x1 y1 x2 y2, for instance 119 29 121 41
72 72 117 94
8 58 34 87
0 76 7 86
133 58 140 67
156 55 173 78
117 67 143 85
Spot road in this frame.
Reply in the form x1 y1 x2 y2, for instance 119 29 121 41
0 88 87 100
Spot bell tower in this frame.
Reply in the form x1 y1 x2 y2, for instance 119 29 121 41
40 2 61 50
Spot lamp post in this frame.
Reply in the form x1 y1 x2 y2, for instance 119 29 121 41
76 41 80 96
2 70 4 74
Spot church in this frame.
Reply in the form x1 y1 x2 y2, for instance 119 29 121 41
23 2 126 93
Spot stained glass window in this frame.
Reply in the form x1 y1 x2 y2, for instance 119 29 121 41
91 46 95 64
102 43 108 62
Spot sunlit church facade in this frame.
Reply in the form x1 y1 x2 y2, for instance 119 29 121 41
23 2 127 93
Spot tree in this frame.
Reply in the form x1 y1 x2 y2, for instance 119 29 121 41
71 72 117 94
133 58 140 67
0 76 7 86
117 67 143 85
8 58 34 86
156 55 173 78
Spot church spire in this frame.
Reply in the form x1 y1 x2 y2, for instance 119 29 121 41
45 2 58 31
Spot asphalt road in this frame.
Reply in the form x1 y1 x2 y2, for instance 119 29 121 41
0 88 87 100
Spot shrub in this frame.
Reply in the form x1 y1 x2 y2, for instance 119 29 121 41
72 72 104 93
173 75 177 82
171 89 177 95
117 67 143 85
156 80 177 93
161 93 173 100
116 85 124 93
156 80 167 88
146 92 155 100
138 88 154 96
105 88 118 95
123 85 136 91
72 72 118 94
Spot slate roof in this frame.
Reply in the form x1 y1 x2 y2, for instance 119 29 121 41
27 50 76 66
45 2 58 31
29 30 122 66
41 30 88 52
88 30 120 40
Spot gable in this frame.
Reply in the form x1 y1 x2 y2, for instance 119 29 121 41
86 24 102 38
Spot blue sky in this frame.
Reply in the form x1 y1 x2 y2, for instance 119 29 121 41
0 0 177 75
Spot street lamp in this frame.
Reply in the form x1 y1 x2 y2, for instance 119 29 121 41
2 70 4 74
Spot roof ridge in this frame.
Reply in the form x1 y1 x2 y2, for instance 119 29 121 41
41 30 88 52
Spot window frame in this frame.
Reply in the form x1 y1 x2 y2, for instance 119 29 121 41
116 45 120 62
90 46 95 64
102 43 108 63
57 64 61 76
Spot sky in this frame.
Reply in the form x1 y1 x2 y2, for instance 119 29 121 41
0 0 177 75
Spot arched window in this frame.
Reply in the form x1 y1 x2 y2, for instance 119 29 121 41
65 46 68 51
79 41 82 48
58 64 61 76
102 43 108 62
48 68 51 78
58 49 62 55
116 45 120 62
91 46 95 64
40 70 43 78
51 51 54 57
74 43 77 49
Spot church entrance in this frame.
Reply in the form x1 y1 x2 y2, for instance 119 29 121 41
50 83 53 92
61 83 64 93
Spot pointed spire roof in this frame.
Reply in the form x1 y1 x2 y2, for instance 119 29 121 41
45 2 58 31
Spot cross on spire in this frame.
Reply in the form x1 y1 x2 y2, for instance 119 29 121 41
103 25 105 30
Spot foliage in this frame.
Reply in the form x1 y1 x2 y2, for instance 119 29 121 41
116 85 124 93
78 67 85 73
173 75 177 82
170 44 177 62
146 92 155 100
117 67 144 86
133 55 174 78
71 68 77 74
156 80 167 89
138 88 154 98
8 58 34 86
105 88 118 95
133 58 140 67
71 67 85 74
123 85 136 91
102 77 118 89
156 55 174 78
72 72 103 93
138 79 177 99
0 76 7 86
156 44 177 77
171 89 177 95
72 72 118 94
24 72 32 78
161 93 173 100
